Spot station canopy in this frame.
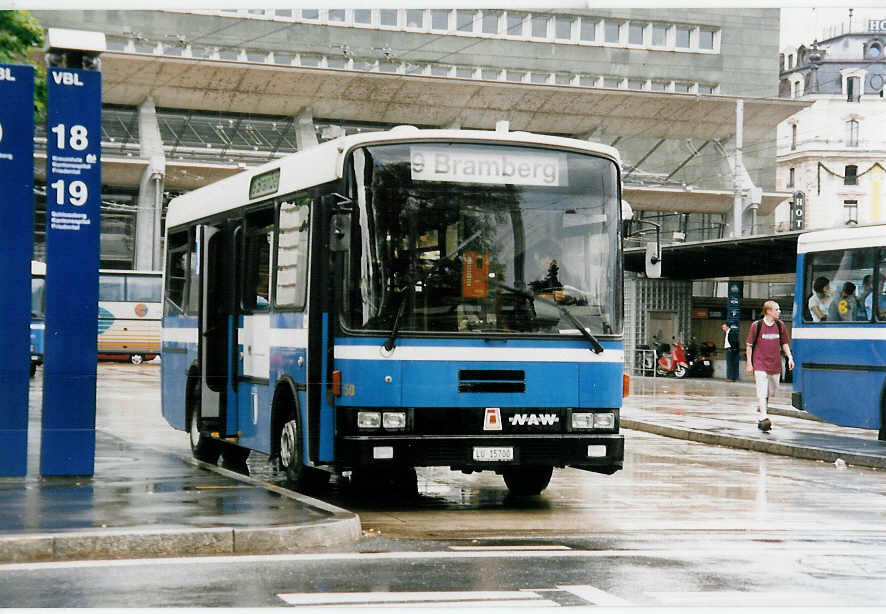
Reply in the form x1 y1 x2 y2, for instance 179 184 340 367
624 231 804 280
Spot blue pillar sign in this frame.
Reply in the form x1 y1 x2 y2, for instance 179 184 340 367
40 67 102 476
727 281 743 328
0 64 35 476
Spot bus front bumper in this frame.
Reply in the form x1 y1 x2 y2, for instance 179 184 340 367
337 433 624 474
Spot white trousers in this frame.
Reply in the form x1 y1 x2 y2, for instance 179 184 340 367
754 371 779 417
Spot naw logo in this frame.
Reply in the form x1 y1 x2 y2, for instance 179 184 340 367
509 413 560 426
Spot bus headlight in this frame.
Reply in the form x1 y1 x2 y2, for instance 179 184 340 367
357 411 381 429
382 412 407 430
593 412 615 429
571 412 595 429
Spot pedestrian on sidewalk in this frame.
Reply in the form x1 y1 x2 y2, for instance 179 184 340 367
746 300 794 432
721 322 740 381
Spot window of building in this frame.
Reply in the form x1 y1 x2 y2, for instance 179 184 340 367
556 16 574 40
457 10 475 32
699 28 716 49
698 84 715 94
506 70 525 82
506 12 525 36
431 9 450 31
844 200 858 225
628 79 645 90
652 24 668 46
354 9 371 24
605 21 622 43
629 23 645 45
380 9 397 27
603 77 621 88
674 82 692 93
580 19 596 42
791 123 798 150
301 9 319 20
531 15 549 38
579 75 597 86
847 119 859 146
866 41 882 59
482 11 500 35
845 165 858 185
787 54 794 69
481 68 500 80
406 9 424 28
455 66 474 78
788 167 795 188
327 9 345 22
555 73 573 85
847 76 861 102
274 9 292 18
430 65 450 77
676 26 691 48
530 72 549 84
651 81 669 91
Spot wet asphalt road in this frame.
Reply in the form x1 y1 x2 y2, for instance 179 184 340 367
4 362 885 607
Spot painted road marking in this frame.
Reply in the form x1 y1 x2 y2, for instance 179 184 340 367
448 545 572 551
278 590 558 607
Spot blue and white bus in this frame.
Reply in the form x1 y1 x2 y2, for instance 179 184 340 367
162 127 627 495
792 224 886 441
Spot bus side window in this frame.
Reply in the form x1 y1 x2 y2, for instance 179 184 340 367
276 198 311 310
165 230 189 315
244 208 275 313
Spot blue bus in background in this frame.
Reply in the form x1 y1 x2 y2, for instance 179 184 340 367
792 224 886 441
162 127 627 496
30 261 46 378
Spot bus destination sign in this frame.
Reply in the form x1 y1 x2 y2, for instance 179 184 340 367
250 168 280 200
410 145 566 187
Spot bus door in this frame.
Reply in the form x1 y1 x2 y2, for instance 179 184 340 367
198 223 237 433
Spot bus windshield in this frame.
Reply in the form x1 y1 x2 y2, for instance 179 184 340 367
342 142 621 336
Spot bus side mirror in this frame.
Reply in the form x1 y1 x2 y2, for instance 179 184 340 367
330 213 351 252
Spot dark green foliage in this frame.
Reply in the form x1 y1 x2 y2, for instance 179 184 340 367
0 10 47 122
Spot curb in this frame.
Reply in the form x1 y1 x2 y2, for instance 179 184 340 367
0 455 361 564
622 418 886 470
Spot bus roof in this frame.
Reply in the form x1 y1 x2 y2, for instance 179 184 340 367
165 127 621 229
797 223 886 254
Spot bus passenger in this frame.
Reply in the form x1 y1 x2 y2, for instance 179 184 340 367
864 275 886 320
857 274 873 320
807 276 831 322
827 282 858 321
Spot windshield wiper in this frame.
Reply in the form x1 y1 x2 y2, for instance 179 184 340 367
493 281 604 354
382 231 483 352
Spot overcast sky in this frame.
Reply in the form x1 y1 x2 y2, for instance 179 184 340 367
780 6 886 49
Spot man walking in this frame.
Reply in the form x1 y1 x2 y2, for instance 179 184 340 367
721 322 740 381
746 300 794 432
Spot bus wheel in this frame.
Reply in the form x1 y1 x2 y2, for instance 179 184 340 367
130 354 144 365
501 466 553 496
188 380 221 464
279 418 329 492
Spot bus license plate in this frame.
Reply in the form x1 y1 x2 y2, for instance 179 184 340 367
703 360 710 365
473 446 514 462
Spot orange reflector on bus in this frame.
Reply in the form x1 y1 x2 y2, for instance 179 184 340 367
332 370 342 396
623 374 630 398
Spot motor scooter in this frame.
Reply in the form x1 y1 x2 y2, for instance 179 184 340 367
685 340 715 377
655 339 689 378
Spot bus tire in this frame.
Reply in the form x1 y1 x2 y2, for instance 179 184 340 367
501 465 553 496
880 397 886 442
188 378 221 464
275 389 329 492
130 354 144 365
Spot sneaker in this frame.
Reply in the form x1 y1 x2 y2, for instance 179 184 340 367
757 418 772 432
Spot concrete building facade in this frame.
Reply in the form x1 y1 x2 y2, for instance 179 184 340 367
29 8 791 270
